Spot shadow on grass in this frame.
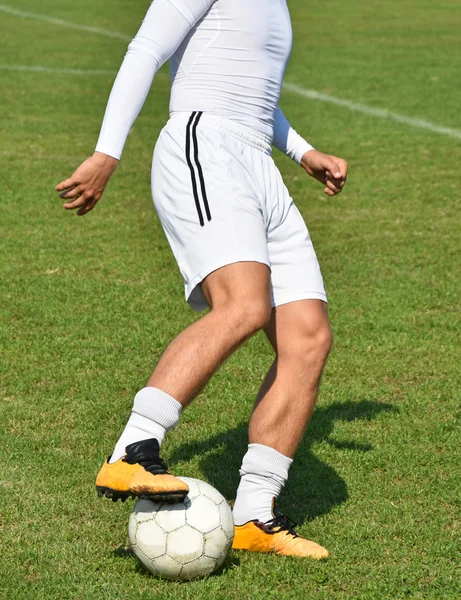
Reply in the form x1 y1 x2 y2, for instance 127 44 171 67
112 545 240 579
170 399 397 524
113 546 135 559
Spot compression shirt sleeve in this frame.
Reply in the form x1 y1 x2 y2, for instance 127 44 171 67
272 106 314 165
95 0 216 159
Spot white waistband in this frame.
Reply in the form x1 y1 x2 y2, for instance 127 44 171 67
169 111 273 154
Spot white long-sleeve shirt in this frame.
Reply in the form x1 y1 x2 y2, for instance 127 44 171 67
96 0 313 163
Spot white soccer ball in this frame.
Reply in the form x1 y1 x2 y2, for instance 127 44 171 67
128 477 234 581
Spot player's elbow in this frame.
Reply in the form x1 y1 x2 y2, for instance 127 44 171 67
126 39 162 71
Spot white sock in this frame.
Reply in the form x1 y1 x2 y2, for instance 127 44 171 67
232 443 293 526
109 387 182 463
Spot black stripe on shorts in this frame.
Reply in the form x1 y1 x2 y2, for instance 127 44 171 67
185 111 211 226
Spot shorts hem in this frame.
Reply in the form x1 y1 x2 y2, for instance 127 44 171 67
273 291 328 308
185 255 271 312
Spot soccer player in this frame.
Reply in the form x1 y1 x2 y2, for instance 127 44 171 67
56 0 348 559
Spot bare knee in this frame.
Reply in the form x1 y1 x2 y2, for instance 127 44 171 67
213 299 272 339
202 262 272 338
311 322 333 362
313 323 334 359
241 301 272 334
314 324 333 364
280 322 333 368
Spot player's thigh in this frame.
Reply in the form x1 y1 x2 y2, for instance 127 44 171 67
201 261 272 314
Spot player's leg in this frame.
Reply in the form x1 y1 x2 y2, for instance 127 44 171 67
97 114 275 503
96 262 271 501
232 299 332 558
231 154 332 557
249 299 332 456
146 261 271 402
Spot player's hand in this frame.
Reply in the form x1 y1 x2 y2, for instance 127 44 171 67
55 152 119 216
300 150 348 196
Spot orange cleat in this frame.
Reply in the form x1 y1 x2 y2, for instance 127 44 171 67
96 438 189 503
232 507 329 559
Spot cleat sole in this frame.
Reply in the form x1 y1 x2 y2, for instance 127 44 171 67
96 486 188 504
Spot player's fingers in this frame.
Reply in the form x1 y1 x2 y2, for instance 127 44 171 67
63 193 90 210
76 192 102 216
76 196 97 215
77 203 95 216
325 178 342 194
321 157 342 179
334 158 348 180
59 185 83 200
56 177 77 192
324 187 335 196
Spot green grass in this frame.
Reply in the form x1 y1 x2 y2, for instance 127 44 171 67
1 0 460 598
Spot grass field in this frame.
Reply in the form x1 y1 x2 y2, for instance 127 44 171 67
1 0 460 598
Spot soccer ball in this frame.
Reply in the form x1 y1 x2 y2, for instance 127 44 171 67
128 477 234 581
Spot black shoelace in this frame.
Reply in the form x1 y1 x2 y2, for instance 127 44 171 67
264 513 299 538
122 438 169 475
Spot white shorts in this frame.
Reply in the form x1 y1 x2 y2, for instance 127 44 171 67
151 111 326 312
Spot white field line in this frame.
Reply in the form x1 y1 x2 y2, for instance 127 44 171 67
0 4 130 41
0 64 168 79
2 3 460 141
0 65 116 76
283 82 461 141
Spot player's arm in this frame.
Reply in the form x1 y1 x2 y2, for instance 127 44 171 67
273 106 348 196
56 0 216 216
